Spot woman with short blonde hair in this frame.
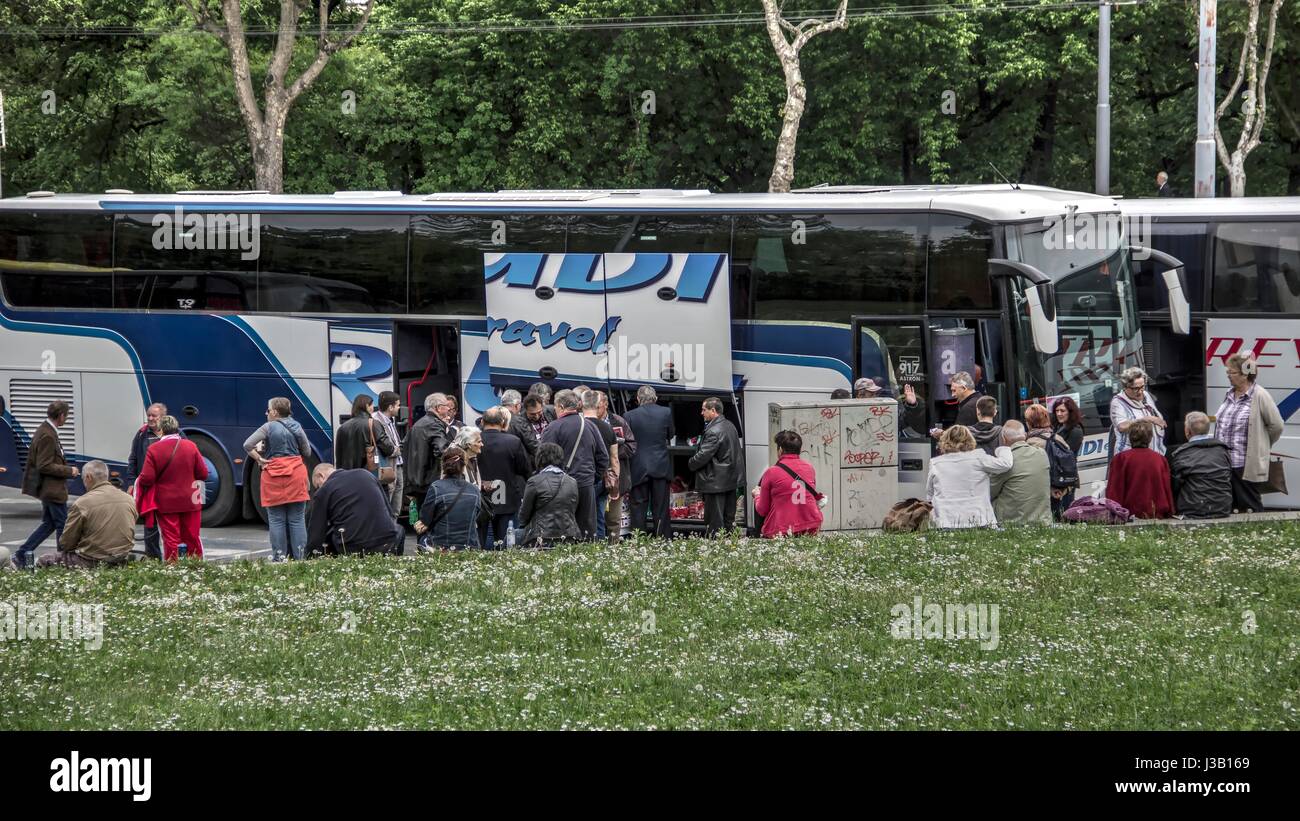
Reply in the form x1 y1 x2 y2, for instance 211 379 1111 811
926 426 1014 529
1215 352 1284 512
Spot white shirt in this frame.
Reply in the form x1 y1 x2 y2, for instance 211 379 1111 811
1109 390 1166 456
926 446 1015 529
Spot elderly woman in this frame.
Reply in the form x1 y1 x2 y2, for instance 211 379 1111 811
1106 420 1174 518
1109 366 1166 456
1214 352 1285 512
136 415 209 561
517 442 582 549
452 425 497 544
925 425 1013 529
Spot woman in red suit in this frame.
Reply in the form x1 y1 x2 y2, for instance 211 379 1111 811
137 414 209 560
1106 420 1174 519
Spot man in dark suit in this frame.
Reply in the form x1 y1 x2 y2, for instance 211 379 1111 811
1156 170 1175 197
477 406 532 547
623 385 675 538
688 396 744 537
16 400 80 569
405 392 452 509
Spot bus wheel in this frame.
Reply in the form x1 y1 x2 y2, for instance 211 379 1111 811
193 434 239 528
248 461 269 525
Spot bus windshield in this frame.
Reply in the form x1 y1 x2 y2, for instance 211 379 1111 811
1012 217 1142 441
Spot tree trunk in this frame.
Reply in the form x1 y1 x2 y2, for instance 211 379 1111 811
769 70 807 194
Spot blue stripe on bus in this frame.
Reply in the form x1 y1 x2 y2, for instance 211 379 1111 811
732 350 853 382
1279 387 1300 422
0 312 152 403
217 315 331 432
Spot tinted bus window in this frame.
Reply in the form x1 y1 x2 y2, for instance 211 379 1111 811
259 215 408 313
1212 221 1300 313
0 211 113 308
113 213 257 311
927 216 996 310
410 214 565 315
1133 221 1206 313
735 213 926 322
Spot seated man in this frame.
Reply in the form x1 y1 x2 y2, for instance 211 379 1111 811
307 463 405 556
988 421 1052 526
1168 411 1234 519
37 460 137 569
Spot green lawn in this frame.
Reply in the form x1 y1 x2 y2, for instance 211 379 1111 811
2 522 1298 730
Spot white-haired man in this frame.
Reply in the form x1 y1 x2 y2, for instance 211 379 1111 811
37 460 137 569
405 392 453 513
499 388 538 461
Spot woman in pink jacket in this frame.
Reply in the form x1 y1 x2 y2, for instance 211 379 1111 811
752 430 824 538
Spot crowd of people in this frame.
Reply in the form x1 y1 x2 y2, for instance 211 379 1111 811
922 352 1284 529
0 350 1285 570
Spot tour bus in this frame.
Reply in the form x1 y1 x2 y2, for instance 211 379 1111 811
0 185 1189 529
1119 196 1299 508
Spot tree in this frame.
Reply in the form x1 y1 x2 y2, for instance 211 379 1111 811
759 0 847 192
1215 0 1285 196
178 0 375 192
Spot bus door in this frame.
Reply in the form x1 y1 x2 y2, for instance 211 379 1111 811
852 315 931 497
483 252 734 392
389 321 464 429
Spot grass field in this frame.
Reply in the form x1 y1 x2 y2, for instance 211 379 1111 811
2 521 1298 730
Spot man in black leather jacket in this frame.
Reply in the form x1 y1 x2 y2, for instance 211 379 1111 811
688 397 744 536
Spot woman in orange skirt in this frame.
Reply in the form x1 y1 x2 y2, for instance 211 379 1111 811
244 396 313 561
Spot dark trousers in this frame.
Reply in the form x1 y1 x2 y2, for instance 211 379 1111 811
143 518 163 560
702 490 736 537
575 482 599 540
1051 489 1076 521
630 478 671 538
16 501 68 568
1230 467 1264 513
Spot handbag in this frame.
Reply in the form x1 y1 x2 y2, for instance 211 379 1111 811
1261 457 1288 495
883 498 933 532
368 419 396 485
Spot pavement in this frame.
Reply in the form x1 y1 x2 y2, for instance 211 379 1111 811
0 484 418 564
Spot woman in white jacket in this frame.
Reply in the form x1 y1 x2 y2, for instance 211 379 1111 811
926 425 1015 529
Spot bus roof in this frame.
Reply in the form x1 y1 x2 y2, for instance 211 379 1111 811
1117 196 1300 219
0 184 1123 224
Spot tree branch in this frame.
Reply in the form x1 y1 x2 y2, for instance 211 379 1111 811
178 0 227 41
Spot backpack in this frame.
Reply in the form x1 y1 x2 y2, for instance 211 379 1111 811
1033 431 1079 489
883 498 933 533
1062 495 1130 524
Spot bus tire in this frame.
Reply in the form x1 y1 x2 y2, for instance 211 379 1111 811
248 461 269 525
192 434 239 528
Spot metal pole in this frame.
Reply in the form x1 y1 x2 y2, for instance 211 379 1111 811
1096 1 1110 195
1195 0 1217 197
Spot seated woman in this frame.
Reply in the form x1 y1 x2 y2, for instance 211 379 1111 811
926 425 1014 529
517 442 582 549
752 430 824 538
415 446 488 551
1105 420 1174 519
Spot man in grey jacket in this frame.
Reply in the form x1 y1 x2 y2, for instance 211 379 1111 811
688 397 744 536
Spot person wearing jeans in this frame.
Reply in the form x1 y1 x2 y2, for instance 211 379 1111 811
245 397 313 561
16 400 79 570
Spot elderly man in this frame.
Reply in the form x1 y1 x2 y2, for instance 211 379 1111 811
624 385 675 538
405 392 453 513
308 463 405 556
988 421 1052 526
540 389 610 540
478 405 532 547
1168 411 1234 519
499 389 538 461
1156 170 1174 197
127 402 178 560
37 460 137 569
15 400 80 570
853 377 884 399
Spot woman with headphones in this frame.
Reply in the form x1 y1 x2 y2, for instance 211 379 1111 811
1214 352 1285 512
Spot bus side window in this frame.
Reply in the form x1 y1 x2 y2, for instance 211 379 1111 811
1213 222 1300 313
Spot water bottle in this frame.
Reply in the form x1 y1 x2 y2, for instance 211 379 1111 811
178 542 187 559
505 520 516 549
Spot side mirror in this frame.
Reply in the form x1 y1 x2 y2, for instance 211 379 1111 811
989 259 1059 356
1129 245 1189 335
